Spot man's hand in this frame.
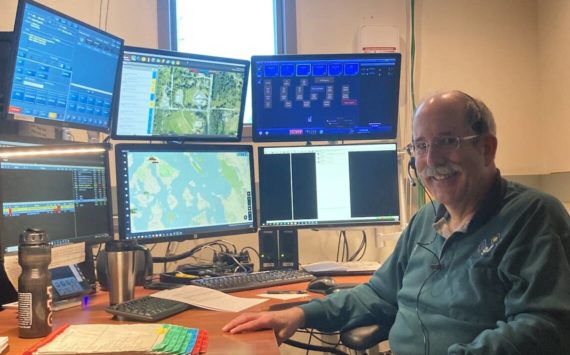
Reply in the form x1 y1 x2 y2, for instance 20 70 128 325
222 307 306 344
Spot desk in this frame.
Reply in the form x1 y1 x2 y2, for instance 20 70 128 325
0 275 369 354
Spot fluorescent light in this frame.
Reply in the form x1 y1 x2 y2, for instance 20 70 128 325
0 147 106 158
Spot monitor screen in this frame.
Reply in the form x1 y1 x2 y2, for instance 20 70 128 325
115 143 257 244
112 46 250 141
258 143 400 229
0 144 113 254
252 53 401 142
3 0 123 132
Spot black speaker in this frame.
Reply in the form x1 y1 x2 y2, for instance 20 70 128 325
258 229 299 270
278 229 298 269
258 229 279 271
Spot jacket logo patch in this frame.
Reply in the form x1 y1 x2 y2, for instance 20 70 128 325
478 233 501 256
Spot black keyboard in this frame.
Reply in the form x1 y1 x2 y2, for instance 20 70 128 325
190 269 315 292
105 295 190 322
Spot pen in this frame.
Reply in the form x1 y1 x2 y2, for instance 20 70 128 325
266 290 307 294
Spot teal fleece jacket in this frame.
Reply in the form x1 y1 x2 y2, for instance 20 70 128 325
300 176 570 354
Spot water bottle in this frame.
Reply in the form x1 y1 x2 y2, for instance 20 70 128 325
18 228 53 338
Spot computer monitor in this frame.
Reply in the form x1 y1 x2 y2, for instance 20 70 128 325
0 144 113 254
114 143 257 244
251 53 401 142
2 0 123 132
112 46 250 141
258 143 400 229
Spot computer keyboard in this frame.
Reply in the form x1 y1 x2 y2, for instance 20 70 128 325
190 269 316 293
105 295 190 322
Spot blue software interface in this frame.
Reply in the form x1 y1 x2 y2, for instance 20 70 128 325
7 1 123 131
252 53 401 142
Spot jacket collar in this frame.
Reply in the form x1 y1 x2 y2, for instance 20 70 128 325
433 170 506 232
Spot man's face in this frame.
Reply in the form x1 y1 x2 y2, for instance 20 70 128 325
412 96 491 212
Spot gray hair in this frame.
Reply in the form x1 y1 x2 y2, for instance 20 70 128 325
457 91 497 136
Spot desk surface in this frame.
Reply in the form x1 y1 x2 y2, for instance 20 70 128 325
0 275 369 354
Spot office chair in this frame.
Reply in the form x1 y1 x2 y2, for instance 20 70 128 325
283 324 389 355
340 324 390 354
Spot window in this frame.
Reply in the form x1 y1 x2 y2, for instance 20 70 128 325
159 0 297 126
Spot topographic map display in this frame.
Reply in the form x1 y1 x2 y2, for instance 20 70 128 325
127 151 252 233
153 66 244 137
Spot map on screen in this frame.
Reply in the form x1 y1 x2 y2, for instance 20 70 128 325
126 151 252 233
153 67 244 136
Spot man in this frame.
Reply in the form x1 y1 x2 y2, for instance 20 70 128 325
223 91 570 354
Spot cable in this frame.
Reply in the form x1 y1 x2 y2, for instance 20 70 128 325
104 0 111 31
348 230 367 261
409 0 426 207
98 0 103 29
415 232 443 355
152 239 236 263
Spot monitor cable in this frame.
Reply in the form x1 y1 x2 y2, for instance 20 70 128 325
336 231 349 262
152 240 232 263
348 230 367 261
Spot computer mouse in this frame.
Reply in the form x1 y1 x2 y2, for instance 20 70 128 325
307 276 336 294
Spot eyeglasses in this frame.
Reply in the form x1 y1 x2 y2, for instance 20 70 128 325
407 135 480 156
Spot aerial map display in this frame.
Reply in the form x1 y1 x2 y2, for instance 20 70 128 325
126 151 253 233
153 67 245 137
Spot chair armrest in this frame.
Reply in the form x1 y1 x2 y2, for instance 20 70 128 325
339 324 389 351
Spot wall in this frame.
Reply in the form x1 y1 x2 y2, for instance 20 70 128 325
295 0 566 176
415 0 541 175
0 0 158 47
537 0 570 173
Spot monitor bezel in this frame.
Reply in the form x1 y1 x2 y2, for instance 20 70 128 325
257 142 401 230
2 0 124 133
0 133 75 147
0 143 114 253
114 143 258 244
251 53 402 143
111 46 250 142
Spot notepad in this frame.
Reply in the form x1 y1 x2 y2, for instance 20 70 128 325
25 324 208 355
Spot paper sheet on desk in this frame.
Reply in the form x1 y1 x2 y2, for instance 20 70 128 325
258 293 308 300
152 285 267 312
4 243 86 289
0 336 7 353
35 324 164 353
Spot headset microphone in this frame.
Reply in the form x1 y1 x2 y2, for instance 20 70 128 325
407 157 417 187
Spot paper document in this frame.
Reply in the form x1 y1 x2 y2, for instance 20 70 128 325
152 285 267 312
301 260 381 275
257 292 308 300
31 323 208 354
0 336 7 353
4 242 86 289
